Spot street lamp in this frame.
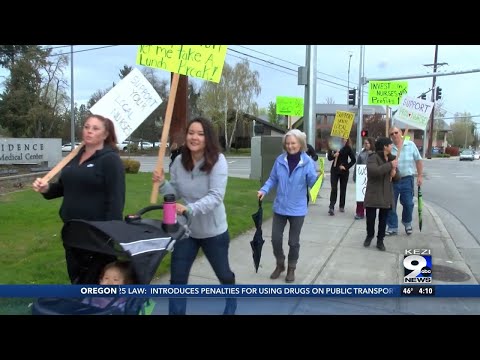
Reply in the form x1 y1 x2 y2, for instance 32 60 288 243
347 52 353 94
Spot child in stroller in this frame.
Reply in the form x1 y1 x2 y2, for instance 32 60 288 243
32 204 188 315
81 260 135 310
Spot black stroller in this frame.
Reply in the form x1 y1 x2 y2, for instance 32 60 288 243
32 205 189 315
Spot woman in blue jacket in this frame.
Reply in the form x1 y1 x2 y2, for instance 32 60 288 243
257 129 318 283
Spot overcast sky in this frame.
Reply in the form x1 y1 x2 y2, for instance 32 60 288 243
2 45 479 124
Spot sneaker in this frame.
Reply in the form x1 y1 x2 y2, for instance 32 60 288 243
385 230 398 236
354 215 364 220
339 207 345 212
405 226 413 235
328 208 334 216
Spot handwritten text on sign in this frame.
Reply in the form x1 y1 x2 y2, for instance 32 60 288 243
276 96 304 116
90 68 162 144
368 81 408 106
355 164 367 202
394 96 434 130
330 111 355 139
136 45 227 83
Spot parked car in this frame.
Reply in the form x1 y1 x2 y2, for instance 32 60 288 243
474 151 480 160
137 141 154 150
117 141 132 151
62 142 81 151
459 149 475 161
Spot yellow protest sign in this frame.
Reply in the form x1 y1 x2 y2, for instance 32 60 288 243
136 45 227 83
276 96 304 116
368 81 408 105
309 157 325 204
330 111 355 139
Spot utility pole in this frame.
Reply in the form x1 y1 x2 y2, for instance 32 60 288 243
426 45 438 159
70 46 75 148
303 45 317 146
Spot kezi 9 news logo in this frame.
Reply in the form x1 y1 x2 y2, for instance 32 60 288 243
403 249 432 283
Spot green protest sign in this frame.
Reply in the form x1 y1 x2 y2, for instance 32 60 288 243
368 81 408 105
276 96 304 116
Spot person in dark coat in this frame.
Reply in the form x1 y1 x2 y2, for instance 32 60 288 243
32 114 126 283
363 137 399 251
327 138 356 215
353 137 375 219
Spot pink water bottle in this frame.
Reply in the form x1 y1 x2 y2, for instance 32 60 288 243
163 194 178 233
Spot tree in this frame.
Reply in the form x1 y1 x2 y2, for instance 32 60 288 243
119 65 133 79
0 46 68 138
448 112 474 148
0 45 29 69
188 82 201 120
324 97 335 104
267 101 281 125
197 59 261 151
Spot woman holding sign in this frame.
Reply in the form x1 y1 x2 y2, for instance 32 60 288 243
32 114 125 284
363 137 399 251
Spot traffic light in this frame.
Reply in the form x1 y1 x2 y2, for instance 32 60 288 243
420 93 426 100
348 89 356 106
361 129 368 137
436 86 442 100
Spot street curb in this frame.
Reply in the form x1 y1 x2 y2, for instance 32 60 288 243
423 201 465 261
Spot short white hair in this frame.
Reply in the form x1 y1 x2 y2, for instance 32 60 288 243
282 129 307 152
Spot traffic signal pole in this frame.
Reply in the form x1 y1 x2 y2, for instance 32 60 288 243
426 45 438 159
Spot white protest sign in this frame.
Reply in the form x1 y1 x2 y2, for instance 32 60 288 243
90 68 162 143
394 96 434 130
355 164 367 202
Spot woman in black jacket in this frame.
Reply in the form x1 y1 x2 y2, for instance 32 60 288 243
32 114 126 283
327 138 356 215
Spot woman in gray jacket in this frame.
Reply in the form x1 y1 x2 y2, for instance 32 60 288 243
153 117 236 315
363 137 399 251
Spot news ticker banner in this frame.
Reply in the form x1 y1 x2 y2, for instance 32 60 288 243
2 285 480 298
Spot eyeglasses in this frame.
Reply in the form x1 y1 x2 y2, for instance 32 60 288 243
390 131 399 136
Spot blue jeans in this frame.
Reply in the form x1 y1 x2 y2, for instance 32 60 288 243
169 230 237 315
386 176 414 231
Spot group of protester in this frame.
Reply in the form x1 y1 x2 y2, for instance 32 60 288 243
325 128 423 251
31 112 422 315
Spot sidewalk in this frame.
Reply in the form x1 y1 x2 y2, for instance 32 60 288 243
152 175 480 315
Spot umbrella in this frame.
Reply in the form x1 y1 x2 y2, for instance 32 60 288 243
418 185 423 232
250 199 265 273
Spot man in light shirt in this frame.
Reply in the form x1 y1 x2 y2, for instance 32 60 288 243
386 127 423 236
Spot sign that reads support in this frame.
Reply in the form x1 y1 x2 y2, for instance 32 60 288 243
394 96 434 130
136 45 227 83
330 111 355 139
368 81 408 105
90 68 162 144
276 96 304 116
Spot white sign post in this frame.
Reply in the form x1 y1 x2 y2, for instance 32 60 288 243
90 67 162 143
355 164 367 202
394 96 434 130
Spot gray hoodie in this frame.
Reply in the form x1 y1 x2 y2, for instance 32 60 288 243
159 154 228 239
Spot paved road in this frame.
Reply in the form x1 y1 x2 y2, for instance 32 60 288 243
422 157 480 244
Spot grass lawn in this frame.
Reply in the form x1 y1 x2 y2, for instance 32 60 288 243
0 173 272 314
